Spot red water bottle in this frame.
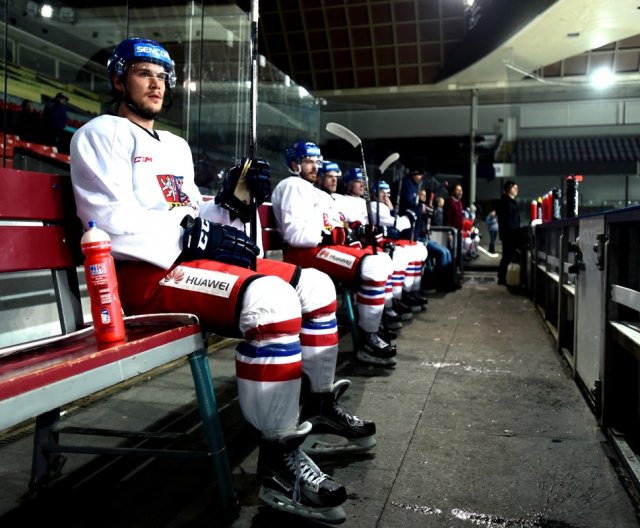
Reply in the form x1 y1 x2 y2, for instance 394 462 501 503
81 220 125 343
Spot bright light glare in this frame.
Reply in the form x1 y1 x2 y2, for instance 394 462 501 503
463 0 475 6
40 4 53 18
590 67 615 89
188 81 197 92
298 86 310 98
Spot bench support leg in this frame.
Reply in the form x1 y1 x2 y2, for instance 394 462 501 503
29 408 66 492
188 348 237 518
343 288 359 352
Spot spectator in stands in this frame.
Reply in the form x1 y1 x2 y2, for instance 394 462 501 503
70 38 373 525
485 208 499 254
444 183 464 232
417 189 459 292
432 196 445 227
270 141 397 368
42 92 69 151
497 180 521 285
17 99 41 142
398 168 423 240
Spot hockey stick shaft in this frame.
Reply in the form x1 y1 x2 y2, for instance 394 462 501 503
248 0 259 269
377 152 399 236
325 122 376 253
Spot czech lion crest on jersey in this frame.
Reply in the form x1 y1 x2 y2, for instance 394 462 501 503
157 174 192 208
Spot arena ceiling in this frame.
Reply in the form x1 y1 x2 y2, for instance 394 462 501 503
253 0 640 110
13 0 640 111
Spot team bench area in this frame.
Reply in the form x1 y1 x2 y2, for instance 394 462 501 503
0 168 236 518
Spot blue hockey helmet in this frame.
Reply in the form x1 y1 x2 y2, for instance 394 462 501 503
343 167 363 185
285 141 321 168
371 180 391 196
107 38 177 90
318 160 342 178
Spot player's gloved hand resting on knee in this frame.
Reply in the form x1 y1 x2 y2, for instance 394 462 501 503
181 216 259 268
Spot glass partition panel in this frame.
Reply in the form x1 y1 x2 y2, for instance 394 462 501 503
0 1 321 181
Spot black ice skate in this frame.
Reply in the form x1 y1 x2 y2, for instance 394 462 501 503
383 310 404 330
258 422 347 524
356 329 397 367
378 326 399 341
300 379 376 456
401 290 427 312
386 305 412 323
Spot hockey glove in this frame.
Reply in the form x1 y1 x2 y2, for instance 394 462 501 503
181 216 259 268
350 221 382 246
381 226 401 240
243 157 272 205
321 227 346 246
215 158 271 223
405 209 418 226
344 229 363 249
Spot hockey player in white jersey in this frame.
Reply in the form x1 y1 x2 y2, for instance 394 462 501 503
341 168 427 315
270 141 396 368
370 180 429 311
69 38 370 524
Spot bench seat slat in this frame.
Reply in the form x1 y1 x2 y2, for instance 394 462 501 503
0 317 202 400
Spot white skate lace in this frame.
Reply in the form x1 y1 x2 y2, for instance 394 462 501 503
367 333 389 348
285 448 327 503
333 399 362 427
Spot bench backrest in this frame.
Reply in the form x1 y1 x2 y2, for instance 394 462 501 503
258 202 285 257
0 168 84 335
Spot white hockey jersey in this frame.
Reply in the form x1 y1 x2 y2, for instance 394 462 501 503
71 114 261 269
270 176 345 248
370 201 412 232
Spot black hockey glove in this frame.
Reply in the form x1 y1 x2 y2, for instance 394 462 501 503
321 227 346 246
381 226 401 240
349 221 381 247
215 158 271 223
181 216 259 268
405 209 418 225
243 157 271 205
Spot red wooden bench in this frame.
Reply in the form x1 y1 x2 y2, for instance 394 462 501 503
0 169 236 518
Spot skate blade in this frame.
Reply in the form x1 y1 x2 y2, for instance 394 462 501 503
356 352 397 367
301 434 376 456
259 486 347 525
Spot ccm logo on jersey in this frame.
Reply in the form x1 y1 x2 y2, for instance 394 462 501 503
160 266 238 298
134 156 152 163
317 248 356 269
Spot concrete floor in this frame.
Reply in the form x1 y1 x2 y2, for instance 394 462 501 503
0 256 639 527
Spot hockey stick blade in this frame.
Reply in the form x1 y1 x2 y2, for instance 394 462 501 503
379 152 399 174
478 246 500 258
325 122 361 148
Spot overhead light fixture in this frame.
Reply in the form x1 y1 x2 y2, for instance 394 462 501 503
40 4 53 18
504 60 620 89
589 66 615 89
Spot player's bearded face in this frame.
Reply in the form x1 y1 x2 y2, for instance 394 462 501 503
126 63 167 115
300 157 319 184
